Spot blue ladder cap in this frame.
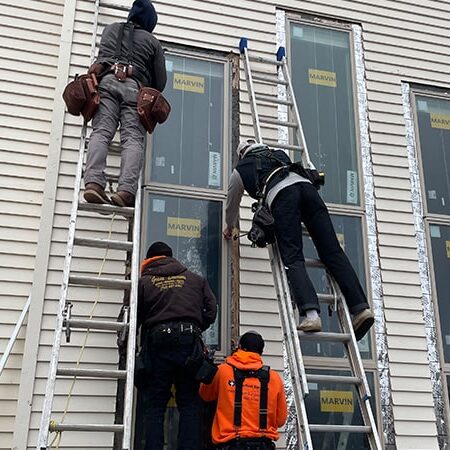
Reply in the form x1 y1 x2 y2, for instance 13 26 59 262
239 38 248 54
276 46 286 61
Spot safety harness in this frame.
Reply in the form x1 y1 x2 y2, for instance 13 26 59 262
232 365 271 430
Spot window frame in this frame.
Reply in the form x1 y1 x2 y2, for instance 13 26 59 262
286 13 381 444
141 46 233 357
411 87 450 429
286 14 365 210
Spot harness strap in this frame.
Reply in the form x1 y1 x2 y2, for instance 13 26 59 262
231 365 270 430
114 22 135 63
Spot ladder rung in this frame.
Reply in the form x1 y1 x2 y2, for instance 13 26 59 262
299 331 351 343
78 202 134 218
64 318 128 331
49 423 124 432
309 424 372 433
57 368 127 379
248 55 282 66
105 172 120 182
260 117 298 128
255 94 293 106
317 293 335 304
69 275 131 290
74 236 133 251
252 74 288 85
307 374 361 385
264 140 304 152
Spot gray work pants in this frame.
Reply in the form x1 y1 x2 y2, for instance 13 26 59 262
84 74 146 195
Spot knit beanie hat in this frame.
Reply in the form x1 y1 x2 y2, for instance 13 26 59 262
239 330 265 355
146 241 173 258
128 0 158 33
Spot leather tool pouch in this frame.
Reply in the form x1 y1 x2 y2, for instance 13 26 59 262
137 87 171 134
62 73 100 122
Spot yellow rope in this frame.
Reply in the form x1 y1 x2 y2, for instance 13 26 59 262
50 213 117 449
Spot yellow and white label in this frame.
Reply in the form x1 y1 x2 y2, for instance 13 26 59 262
173 73 205 93
430 113 450 130
167 217 201 238
309 69 337 88
320 390 354 413
446 240 450 258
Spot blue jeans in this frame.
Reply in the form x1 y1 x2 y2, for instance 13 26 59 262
271 182 369 315
143 340 200 450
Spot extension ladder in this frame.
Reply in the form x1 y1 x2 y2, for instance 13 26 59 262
37 2 140 449
239 38 382 450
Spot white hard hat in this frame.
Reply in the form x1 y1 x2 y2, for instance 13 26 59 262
237 138 256 158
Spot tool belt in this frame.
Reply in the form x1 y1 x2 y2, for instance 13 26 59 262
216 437 275 450
150 321 202 346
62 73 100 122
137 87 171 134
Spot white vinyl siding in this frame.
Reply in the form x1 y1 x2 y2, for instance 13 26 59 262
0 0 64 448
1 0 448 448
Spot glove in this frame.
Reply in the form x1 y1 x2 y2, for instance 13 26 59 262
88 62 105 77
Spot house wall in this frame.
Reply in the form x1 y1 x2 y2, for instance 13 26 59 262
0 0 448 449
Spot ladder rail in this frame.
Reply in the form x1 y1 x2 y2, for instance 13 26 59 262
0 296 31 377
122 176 142 450
269 243 312 449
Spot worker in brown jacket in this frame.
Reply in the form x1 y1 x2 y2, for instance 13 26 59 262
137 241 217 450
200 331 287 449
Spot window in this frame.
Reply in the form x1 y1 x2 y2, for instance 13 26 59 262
135 49 231 450
413 93 450 365
289 22 360 206
288 16 379 445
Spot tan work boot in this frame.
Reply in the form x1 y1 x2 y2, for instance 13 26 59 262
352 309 375 341
83 182 110 204
297 316 322 332
110 191 135 207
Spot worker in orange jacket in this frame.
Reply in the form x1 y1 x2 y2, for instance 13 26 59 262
199 331 287 449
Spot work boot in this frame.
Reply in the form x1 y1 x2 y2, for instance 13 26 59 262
110 191 135 207
83 182 110 204
297 316 322 332
352 309 375 341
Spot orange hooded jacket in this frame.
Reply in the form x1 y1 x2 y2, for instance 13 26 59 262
199 349 288 444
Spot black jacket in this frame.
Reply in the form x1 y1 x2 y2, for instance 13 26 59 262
138 257 217 331
96 22 167 91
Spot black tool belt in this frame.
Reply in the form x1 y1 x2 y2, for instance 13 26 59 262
149 321 202 346
217 437 275 450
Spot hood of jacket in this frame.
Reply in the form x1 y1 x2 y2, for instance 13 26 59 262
241 143 269 159
225 349 263 371
141 256 187 277
128 0 158 33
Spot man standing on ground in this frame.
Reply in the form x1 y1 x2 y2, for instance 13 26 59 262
199 331 287 449
84 0 167 207
223 139 374 341
138 241 217 450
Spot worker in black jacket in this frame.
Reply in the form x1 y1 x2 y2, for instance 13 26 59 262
137 241 217 450
224 139 374 341
83 0 167 207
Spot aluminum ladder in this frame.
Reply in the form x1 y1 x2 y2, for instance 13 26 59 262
239 38 382 450
37 2 140 448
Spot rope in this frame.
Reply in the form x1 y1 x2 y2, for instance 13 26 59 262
50 213 117 449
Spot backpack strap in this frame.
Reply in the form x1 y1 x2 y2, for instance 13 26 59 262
231 365 271 430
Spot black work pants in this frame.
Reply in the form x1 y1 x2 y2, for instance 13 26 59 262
142 338 200 450
271 182 368 315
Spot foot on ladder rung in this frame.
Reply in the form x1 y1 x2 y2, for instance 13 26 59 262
78 202 134 218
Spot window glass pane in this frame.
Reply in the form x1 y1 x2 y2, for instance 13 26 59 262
290 23 359 206
306 369 376 449
143 192 222 350
300 215 371 359
149 54 225 190
429 224 450 361
415 96 450 216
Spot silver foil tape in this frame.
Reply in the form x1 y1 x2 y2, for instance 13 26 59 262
401 82 447 447
353 24 397 448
